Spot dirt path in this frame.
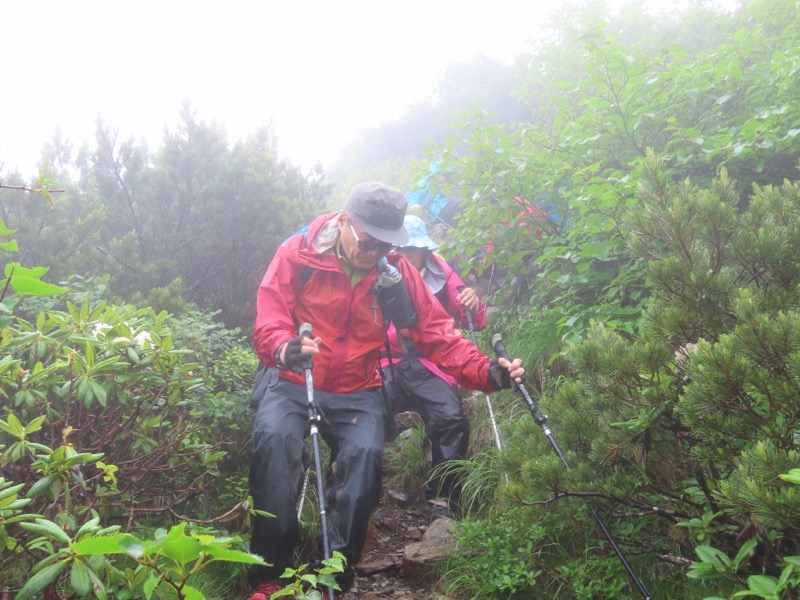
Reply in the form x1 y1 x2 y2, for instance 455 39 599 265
348 494 451 600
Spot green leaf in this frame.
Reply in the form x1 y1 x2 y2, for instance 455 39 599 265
75 517 102 540
70 559 92 596
127 346 141 364
23 414 47 434
144 575 160 599
0 482 25 503
14 559 69 600
72 533 140 555
85 341 96 367
5 512 44 524
118 535 146 558
745 575 778 594
201 544 268 564
9 275 67 296
667 43 685 58
687 563 721 580
86 566 109 600
779 469 800 485
26 474 57 499
160 534 202 565
3 412 24 435
90 381 108 407
21 518 72 545
0 216 14 232
2 494 33 510
733 539 758 568
182 584 205 600
316 572 339 588
696 545 730 569
4 262 47 279
777 563 795 589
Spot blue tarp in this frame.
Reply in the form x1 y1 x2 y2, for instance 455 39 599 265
406 162 449 218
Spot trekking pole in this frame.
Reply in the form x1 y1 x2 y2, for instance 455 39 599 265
485 262 496 302
299 323 335 600
457 286 504 454
491 334 652 600
297 470 310 520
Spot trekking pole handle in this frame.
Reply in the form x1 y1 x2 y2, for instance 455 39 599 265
298 323 313 371
491 333 508 361
492 333 526 385
456 285 476 333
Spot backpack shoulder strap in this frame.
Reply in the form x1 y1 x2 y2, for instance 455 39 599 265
285 225 316 290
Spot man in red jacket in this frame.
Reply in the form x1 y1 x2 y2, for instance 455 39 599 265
248 182 524 600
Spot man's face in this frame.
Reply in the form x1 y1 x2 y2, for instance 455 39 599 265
338 212 396 270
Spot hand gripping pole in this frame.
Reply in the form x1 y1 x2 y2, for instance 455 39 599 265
491 333 652 600
299 323 335 600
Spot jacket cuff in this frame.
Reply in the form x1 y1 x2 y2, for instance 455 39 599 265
274 342 288 369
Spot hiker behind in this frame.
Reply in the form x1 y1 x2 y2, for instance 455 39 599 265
405 161 463 232
248 182 525 599
381 215 487 519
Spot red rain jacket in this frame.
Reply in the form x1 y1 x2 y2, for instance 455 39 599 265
253 213 495 395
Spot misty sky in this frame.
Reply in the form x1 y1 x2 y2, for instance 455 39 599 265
1 0 724 176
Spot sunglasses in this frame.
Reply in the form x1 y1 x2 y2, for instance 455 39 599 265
347 219 397 254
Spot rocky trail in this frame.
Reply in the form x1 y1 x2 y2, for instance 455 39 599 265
347 492 456 600
338 409 462 599
288 407 484 599
340 402 501 600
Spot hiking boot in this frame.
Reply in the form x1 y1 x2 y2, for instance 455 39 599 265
249 581 284 600
429 498 455 521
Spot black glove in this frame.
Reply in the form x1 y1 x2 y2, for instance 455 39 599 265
278 336 311 374
374 262 418 329
487 359 513 391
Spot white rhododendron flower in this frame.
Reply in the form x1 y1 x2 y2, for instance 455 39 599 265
92 322 151 349
133 331 152 349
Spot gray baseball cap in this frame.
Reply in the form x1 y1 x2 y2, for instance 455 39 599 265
344 182 409 246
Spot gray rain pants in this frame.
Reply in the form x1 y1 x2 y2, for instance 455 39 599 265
382 357 469 504
248 368 385 588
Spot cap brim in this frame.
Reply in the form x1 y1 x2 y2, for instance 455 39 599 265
354 218 409 246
